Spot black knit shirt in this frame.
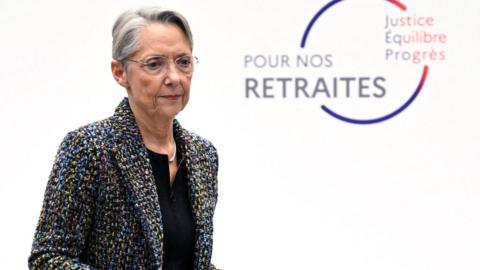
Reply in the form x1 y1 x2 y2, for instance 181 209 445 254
147 148 195 270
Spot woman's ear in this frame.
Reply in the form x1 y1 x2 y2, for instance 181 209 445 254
111 60 129 88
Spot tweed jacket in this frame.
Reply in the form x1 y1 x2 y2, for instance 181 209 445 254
29 98 219 270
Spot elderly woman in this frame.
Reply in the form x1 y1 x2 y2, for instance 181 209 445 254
29 7 219 270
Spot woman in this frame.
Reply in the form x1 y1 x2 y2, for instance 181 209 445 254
29 7 219 270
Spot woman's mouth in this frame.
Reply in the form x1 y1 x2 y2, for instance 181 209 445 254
159 95 181 100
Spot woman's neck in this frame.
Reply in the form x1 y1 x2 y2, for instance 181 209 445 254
131 105 176 155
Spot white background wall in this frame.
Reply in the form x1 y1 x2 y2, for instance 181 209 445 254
1 0 479 269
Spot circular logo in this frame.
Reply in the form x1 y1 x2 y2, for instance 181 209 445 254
301 0 429 124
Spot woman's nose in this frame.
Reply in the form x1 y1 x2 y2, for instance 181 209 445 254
163 61 180 85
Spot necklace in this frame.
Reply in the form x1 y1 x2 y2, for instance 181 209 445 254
169 141 176 163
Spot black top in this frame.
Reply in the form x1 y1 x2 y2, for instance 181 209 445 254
147 147 195 270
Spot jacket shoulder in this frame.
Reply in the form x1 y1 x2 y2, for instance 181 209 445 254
180 128 219 174
183 128 217 154
61 118 114 149
70 117 113 139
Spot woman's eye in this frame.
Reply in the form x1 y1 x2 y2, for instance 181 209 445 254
144 59 164 70
177 57 192 67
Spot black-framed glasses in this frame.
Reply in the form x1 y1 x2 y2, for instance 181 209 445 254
127 55 198 75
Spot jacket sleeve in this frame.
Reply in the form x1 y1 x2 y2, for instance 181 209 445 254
29 130 98 270
209 144 220 270
210 143 219 208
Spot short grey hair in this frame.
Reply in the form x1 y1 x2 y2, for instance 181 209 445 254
112 7 193 65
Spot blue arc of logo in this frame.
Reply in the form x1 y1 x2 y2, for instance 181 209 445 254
301 0 344 48
322 65 428 124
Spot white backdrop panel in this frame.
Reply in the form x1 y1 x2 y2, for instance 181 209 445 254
0 0 479 269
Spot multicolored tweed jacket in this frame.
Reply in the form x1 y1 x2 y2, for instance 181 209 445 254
29 98 219 270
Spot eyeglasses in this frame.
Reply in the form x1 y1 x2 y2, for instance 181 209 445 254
126 55 198 75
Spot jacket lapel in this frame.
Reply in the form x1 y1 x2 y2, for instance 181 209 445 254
110 98 164 268
174 120 212 269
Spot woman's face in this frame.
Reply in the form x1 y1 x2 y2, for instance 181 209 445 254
113 23 193 120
